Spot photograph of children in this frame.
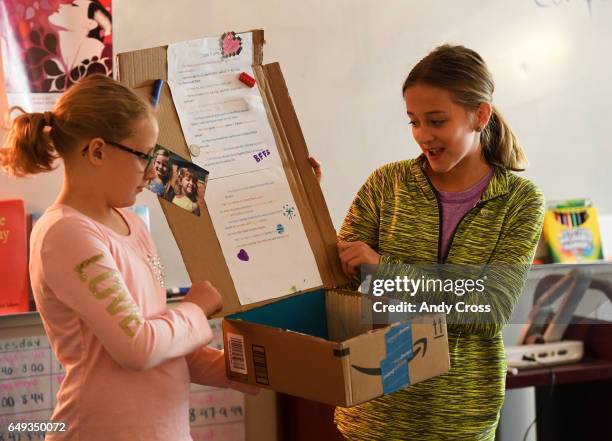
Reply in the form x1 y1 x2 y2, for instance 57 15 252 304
148 148 171 197
146 145 209 217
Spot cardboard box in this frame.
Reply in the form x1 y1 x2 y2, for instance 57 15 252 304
116 30 449 407
224 289 449 406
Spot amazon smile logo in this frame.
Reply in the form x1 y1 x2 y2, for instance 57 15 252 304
351 337 428 376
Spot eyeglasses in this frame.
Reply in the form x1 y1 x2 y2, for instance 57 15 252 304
82 140 156 174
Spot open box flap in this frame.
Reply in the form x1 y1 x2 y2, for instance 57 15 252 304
116 30 347 316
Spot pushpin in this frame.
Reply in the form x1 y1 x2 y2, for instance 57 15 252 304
189 144 201 157
239 72 256 88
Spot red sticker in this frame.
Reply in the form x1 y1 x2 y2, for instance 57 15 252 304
220 31 243 58
239 72 256 88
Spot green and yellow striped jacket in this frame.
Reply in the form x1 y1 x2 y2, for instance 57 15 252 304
335 155 545 441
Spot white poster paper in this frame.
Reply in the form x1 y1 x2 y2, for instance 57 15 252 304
167 33 322 305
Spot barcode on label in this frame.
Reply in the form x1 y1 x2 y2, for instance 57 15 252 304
252 345 269 385
227 333 247 375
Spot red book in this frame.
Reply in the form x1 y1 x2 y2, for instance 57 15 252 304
0 199 29 314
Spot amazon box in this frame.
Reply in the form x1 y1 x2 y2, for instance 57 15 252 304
224 289 449 406
116 29 449 406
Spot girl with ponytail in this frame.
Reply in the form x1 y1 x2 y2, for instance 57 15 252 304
335 46 545 440
0 74 255 441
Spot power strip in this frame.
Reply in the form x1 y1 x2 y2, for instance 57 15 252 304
505 340 584 369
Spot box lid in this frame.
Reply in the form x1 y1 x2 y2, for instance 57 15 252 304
116 30 348 315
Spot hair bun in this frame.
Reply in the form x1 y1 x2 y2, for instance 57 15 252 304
43 111 54 127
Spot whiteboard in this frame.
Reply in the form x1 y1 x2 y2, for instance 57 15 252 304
1 0 611 288
0 319 246 440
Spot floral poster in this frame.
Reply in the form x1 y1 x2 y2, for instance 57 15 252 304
0 0 112 114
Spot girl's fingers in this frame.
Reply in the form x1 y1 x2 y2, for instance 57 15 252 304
338 242 380 276
339 241 371 261
337 241 351 251
341 253 351 278
341 246 363 264
338 240 363 254
338 243 359 265
346 255 366 277
342 260 350 278
340 250 367 277
308 156 322 181
339 246 360 276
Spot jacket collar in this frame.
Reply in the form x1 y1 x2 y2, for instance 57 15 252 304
410 154 510 202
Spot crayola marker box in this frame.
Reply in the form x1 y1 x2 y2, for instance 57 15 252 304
543 199 604 263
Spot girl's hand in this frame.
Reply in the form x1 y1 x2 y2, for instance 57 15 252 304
337 241 381 277
308 156 321 183
182 281 223 317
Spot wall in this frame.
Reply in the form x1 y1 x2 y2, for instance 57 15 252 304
2 1 612 439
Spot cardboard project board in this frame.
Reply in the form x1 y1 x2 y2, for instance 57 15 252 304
116 30 345 315
116 30 449 406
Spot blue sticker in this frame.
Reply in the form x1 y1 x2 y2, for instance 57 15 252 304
282 204 296 220
380 322 412 395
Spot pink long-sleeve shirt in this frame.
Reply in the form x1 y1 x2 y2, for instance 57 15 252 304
29 204 228 441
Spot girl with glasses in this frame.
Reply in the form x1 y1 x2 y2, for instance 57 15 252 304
0 74 256 441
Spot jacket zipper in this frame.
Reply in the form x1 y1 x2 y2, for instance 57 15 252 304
422 173 444 263
422 172 484 263
442 202 483 263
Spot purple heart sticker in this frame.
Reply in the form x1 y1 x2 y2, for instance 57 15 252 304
237 249 249 261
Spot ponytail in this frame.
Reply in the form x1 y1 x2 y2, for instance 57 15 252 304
481 106 528 172
0 74 153 177
0 111 57 176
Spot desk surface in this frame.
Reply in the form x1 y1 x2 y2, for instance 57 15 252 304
506 357 612 389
